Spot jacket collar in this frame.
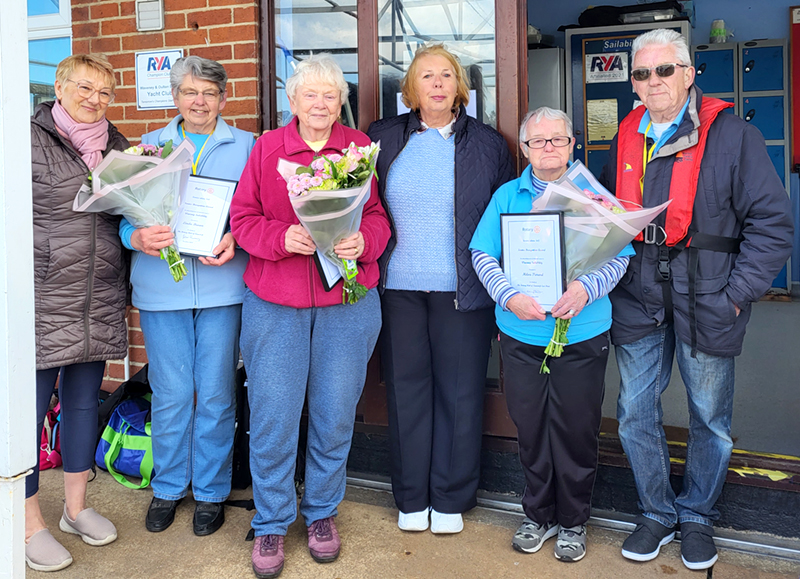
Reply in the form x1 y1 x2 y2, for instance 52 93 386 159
654 85 703 159
283 116 348 156
155 114 234 147
404 104 468 144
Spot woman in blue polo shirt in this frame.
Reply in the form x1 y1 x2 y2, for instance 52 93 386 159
470 107 633 563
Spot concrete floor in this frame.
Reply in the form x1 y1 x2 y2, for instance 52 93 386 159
27 468 800 579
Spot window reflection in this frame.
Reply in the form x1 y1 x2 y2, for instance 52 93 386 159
378 0 496 127
28 0 60 17
274 0 359 129
29 37 70 115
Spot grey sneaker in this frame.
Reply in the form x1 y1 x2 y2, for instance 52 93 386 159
59 505 117 546
554 525 587 562
621 516 675 562
512 518 559 553
680 522 718 570
25 529 73 572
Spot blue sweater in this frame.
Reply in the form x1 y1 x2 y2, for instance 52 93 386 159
384 129 457 291
119 115 255 311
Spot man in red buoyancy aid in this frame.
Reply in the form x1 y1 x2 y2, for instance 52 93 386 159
599 30 793 571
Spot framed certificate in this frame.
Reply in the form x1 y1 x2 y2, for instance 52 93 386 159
313 250 342 292
500 212 566 312
173 175 238 257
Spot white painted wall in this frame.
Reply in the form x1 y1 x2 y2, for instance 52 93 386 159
0 1 37 576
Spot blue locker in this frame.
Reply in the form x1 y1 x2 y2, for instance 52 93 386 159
741 96 785 140
741 45 784 92
694 48 736 94
766 145 786 187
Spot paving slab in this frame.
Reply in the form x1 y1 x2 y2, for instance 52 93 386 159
26 468 800 579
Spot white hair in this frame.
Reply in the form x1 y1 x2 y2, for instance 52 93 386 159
285 54 349 104
631 29 691 67
519 107 573 144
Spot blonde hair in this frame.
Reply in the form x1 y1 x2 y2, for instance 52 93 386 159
401 44 470 111
55 54 116 91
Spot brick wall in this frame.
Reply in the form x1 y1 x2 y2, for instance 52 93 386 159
70 0 261 390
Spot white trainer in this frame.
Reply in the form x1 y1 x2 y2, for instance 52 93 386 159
430 509 464 534
398 507 430 531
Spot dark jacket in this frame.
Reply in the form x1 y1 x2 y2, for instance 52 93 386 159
31 101 130 370
367 106 516 311
600 87 794 357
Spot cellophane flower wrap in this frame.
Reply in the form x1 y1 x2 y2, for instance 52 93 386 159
532 160 671 373
73 139 195 282
278 142 380 304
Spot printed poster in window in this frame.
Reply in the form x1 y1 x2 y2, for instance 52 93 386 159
585 52 628 83
587 99 618 143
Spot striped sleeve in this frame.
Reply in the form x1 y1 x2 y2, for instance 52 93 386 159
471 249 519 310
576 256 630 305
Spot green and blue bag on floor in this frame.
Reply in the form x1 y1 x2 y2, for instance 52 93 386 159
95 366 155 489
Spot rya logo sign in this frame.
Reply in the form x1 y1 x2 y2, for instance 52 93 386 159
589 55 624 72
147 56 172 72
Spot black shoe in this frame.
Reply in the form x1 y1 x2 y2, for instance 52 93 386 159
194 502 225 536
621 515 676 562
680 522 718 570
145 497 182 533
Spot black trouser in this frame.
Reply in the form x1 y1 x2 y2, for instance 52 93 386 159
381 290 495 514
500 331 609 528
27 361 106 498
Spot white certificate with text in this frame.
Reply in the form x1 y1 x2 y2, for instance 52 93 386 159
174 175 238 257
500 212 566 312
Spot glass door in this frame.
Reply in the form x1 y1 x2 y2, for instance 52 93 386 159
377 0 497 127
271 0 360 129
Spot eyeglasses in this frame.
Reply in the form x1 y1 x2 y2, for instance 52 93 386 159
65 79 115 103
177 88 223 101
523 136 572 149
631 63 689 82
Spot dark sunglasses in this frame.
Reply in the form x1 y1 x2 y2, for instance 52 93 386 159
631 63 689 82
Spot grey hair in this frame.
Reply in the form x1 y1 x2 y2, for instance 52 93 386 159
170 55 228 94
519 107 574 144
285 54 349 104
631 29 691 67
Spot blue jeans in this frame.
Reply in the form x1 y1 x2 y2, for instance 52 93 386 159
615 323 735 527
240 288 381 537
139 305 241 502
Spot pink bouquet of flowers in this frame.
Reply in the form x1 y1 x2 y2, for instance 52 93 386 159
278 142 380 304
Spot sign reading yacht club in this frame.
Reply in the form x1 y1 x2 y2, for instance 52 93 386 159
135 49 184 110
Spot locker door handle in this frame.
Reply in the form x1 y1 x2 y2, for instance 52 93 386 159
744 109 756 122
696 62 707 75
744 59 755 73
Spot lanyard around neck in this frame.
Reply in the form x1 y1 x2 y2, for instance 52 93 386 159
180 123 212 176
640 121 658 195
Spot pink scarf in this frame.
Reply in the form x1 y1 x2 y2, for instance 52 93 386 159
51 100 110 171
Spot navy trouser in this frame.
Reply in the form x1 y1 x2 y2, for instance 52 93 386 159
27 361 106 498
500 331 608 528
381 290 495 514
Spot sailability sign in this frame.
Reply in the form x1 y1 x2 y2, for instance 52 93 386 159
135 49 184 110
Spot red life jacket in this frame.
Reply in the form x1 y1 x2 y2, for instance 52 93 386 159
615 97 733 246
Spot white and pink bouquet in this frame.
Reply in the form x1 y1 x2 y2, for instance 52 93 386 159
533 160 670 372
278 142 380 304
73 139 195 282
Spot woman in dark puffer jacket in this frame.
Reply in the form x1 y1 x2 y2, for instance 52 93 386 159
367 43 515 535
27 54 128 572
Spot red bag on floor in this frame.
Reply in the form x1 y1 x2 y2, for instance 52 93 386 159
40 402 62 470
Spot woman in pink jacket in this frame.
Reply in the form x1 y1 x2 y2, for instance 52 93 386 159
230 54 390 579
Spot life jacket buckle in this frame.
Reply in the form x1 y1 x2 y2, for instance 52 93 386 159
657 246 671 281
644 223 667 246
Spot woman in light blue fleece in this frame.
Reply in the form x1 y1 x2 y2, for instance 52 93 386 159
118 56 255 537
